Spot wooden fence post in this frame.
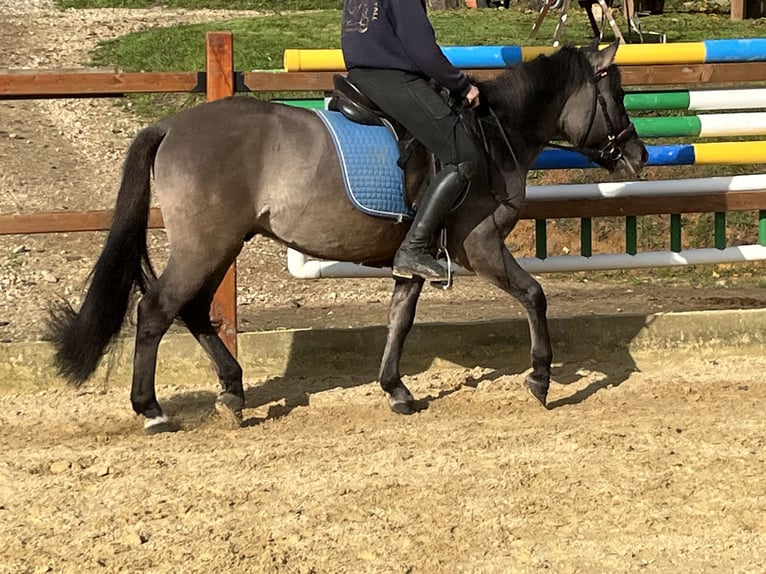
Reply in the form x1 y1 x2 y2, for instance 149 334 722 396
731 0 745 19
205 31 238 357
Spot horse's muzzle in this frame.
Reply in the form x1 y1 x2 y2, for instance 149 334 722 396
615 137 649 179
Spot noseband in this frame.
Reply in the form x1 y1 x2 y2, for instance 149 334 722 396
549 68 636 169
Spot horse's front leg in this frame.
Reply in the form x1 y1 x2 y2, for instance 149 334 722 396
463 215 552 406
378 277 425 414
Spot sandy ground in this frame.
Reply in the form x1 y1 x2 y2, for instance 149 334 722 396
1 348 765 573
1 2 766 572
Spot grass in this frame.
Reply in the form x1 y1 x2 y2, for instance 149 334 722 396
84 4 766 113
84 5 766 74
54 0 766 285
90 13 344 72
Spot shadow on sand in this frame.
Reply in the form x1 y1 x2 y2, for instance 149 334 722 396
161 313 652 426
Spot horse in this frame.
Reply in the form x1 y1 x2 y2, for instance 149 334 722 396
48 42 647 434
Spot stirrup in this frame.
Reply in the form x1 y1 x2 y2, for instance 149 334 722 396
430 228 453 290
392 255 448 281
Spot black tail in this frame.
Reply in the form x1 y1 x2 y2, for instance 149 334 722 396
47 124 167 385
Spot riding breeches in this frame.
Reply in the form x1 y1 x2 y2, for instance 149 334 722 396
346 68 483 171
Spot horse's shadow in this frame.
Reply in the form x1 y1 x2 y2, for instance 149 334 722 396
162 313 650 426
160 372 379 428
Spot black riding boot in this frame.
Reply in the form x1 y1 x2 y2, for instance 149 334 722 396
392 163 470 280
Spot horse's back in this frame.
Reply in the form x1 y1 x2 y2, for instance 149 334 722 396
151 97 405 263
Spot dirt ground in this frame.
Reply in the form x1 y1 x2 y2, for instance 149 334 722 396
1 2 766 572
1 349 765 573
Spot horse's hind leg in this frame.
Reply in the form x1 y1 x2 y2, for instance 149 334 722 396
464 228 552 406
131 278 184 433
379 278 424 414
179 293 244 425
131 251 241 433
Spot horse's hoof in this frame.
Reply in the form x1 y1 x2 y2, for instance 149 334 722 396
144 414 174 435
215 392 244 428
524 376 549 408
387 387 417 415
389 399 417 415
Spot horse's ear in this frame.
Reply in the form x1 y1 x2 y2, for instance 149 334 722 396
591 40 619 71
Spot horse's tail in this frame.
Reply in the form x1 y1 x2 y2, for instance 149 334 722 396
48 124 167 385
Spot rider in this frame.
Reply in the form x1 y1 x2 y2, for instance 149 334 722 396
341 0 482 281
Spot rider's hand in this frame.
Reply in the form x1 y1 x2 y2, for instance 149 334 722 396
465 84 480 109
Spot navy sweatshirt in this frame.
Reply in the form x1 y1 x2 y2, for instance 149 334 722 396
341 0 471 99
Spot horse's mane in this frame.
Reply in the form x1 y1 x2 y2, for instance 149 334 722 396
467 45 603 176
476 46 590 124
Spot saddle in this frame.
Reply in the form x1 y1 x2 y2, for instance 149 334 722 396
328 74 431 208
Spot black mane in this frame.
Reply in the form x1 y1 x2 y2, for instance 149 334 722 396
472 45 608 167
477 46 591 124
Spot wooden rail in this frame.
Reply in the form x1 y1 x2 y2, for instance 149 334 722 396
4 192 766 236
521 191 766 219
0 71 203 99
204 32 238 356
3 62 766 99
3 34 766 353
1 208 164 234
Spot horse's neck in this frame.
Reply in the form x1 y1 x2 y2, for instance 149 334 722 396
483 59 568 174
515 58 571 160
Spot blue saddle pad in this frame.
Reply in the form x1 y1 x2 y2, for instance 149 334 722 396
315 109 414 220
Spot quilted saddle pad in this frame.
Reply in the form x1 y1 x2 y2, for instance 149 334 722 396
314 109 414 221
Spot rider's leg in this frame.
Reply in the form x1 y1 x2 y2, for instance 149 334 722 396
392 161 473 280
347 68 484 280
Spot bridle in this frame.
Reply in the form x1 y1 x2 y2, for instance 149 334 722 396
547 67 636 169
473 65 635 178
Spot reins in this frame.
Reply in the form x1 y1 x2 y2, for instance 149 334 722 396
473 108 522 208
478 107 520 171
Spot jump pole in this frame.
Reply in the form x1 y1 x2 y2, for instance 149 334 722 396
282 39 766 71
206 32 238 357
272 89 766 114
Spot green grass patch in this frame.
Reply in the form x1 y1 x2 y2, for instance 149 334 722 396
86 5 766 74
87 7 766 73
90 13 343 72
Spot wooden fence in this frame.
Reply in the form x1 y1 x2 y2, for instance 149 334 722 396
2 32 766 355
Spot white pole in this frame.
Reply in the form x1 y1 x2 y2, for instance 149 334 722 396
698 113 766 137
527 173 766 201
517 245 766 273
688 88 766 111
287 245 766 279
